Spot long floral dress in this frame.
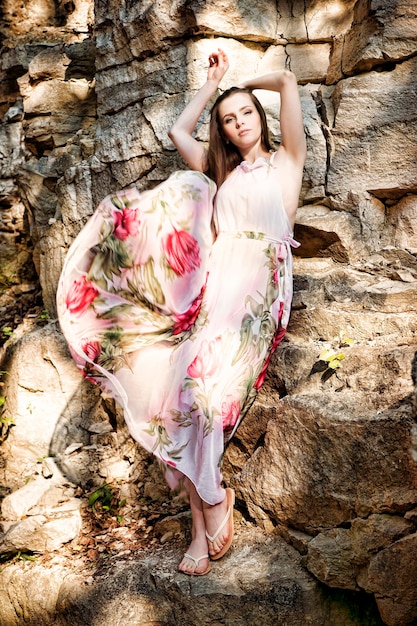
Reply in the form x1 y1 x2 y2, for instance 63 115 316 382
56 153 298 504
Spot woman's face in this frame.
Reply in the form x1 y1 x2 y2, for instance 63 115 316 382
217 92 263 151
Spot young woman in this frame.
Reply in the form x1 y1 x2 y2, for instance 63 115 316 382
56 48 306 577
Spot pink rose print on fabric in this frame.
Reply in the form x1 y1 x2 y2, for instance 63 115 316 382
173 281 207 335
113 207 141 240
221 395 241 432
65 276 99 316
81 339 102 383
160 456 177 468
81 339 101 362
163 228 201 276
254 302 286 391
187 337 222 381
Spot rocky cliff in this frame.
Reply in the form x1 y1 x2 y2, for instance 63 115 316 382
1 1 417 625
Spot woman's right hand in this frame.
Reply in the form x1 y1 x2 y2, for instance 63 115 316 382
207 48 229 84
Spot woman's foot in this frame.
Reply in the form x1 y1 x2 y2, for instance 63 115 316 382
178 478 211 576
203 488 235 560
178 537 210 576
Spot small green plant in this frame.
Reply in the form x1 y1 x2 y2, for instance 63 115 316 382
0 270 17 291
0 414 15 427
1 326 13 339
37 309 50 325
0 371 14 442
0 551 37 564
318 348 346 370
316 331 354 380
88 483 126 522
16 551 37 562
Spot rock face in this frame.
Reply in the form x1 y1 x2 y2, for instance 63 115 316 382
0 1 417 625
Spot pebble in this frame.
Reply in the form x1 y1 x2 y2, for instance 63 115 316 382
160 531 174 544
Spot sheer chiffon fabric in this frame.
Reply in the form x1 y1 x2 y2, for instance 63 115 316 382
57 154 298 504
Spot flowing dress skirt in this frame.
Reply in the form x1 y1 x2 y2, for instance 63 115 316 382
57 169 296 504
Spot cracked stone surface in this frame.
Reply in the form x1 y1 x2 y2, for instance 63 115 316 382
1 0 417 624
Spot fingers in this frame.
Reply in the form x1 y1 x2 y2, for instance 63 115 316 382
208 48 228 68
207 47 229 84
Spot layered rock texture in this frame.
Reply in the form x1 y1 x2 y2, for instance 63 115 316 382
1 1 417 625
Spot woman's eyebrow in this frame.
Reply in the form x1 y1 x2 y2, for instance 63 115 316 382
221 105 252 120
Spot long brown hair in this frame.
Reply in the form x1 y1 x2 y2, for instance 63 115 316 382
205 87 273 188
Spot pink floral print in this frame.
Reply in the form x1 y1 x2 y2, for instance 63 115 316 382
163 228 201 276
173 281 207 335
187 337 222 381
222 396 241 433
81 338 101 362
65 276 99 316
57 163 297 505
113 207 141 240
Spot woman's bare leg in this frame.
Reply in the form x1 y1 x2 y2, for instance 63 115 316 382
202 491 230 558
178 480 210 575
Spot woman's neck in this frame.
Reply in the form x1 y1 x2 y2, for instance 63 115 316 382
239 144 270 164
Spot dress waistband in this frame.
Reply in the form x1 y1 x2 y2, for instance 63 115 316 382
216 230 300 261
217 230 300 246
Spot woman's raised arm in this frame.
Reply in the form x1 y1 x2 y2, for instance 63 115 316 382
168 49 229 171
239 70 306 167
240 69 306 224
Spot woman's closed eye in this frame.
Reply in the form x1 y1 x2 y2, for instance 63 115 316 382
223 108 253 125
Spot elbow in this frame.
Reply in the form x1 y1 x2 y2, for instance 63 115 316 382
168 120 182 142
280 69 297 87
168 126 176 141
168 125 181 149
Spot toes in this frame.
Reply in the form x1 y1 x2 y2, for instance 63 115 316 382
179 555 209 575
208 539 224 556
179 562 192 574
178 557 191 573
195 562 208 575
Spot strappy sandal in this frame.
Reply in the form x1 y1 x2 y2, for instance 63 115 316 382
205 487 235 561
179 553 211 576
